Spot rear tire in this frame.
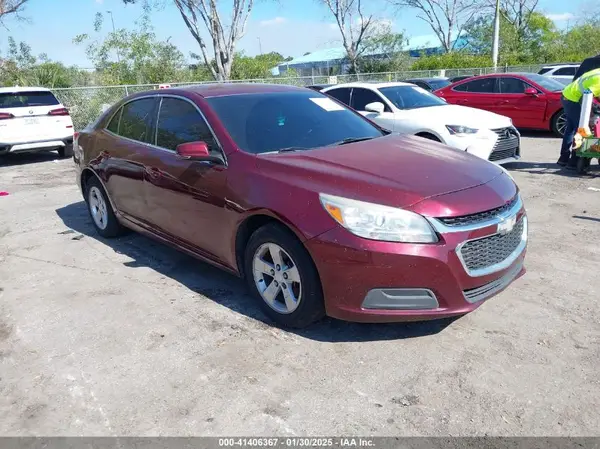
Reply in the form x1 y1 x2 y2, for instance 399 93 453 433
58 144 73 159
244 223 325 328
551 110 566 137
84 176 126 238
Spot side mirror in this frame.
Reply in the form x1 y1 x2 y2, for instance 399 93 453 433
365 102 385 114
525 87 538 95
176 141 210 159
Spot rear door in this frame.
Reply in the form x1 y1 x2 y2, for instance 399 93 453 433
0 90 72 144
349 87 397 131
497 77 546 128
449 77 500 111
93 97 158 222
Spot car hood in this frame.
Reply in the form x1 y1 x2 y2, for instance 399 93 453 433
403 104 512 129
256 134 504 209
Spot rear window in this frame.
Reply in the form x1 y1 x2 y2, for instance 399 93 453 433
0 91 60 108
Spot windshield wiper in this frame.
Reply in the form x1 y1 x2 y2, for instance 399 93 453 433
330 136 377 146
261 147 310 154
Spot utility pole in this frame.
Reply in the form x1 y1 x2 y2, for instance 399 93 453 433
491 0 500 71
106 10 128 94
257 37 263 55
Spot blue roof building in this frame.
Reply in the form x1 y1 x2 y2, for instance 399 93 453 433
272 32 469 76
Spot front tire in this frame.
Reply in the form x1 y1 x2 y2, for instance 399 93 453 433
551 110 566 137
244 223 325 328
84 176 126 238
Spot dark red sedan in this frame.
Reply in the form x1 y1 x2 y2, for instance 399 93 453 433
436 73 567 136
73 84 527 328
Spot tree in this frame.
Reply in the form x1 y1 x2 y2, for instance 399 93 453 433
122 0 255 81
321 0 375 73
230 51 287 80
74 7 190 85
0 0 27 23
389 0 478 52
358 29 410 72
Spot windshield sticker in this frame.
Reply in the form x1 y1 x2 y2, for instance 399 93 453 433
310 97 345 111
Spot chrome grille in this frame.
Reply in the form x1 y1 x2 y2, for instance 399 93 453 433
489 127 519 161
438 195 518 227
460 218 525 272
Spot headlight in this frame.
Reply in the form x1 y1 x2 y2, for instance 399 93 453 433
319 193 438 243
446 125 478 135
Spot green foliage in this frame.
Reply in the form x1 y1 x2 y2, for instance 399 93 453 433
357 32 412 73
230 51 287 80
410 53 495 70
74 5 191 85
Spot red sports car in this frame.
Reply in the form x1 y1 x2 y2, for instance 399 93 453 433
435 73 567 136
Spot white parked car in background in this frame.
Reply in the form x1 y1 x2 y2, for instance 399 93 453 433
0 87 74 158
322 82 521 164
538 64 579 85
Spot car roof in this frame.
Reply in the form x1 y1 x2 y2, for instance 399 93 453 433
541 63 579 68
162 83 307 98
0 86 52 93
323 81 414 89
404 77 449 82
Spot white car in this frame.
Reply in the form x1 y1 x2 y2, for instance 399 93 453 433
538 64 579 85
0 87 74 158
322 82 521 164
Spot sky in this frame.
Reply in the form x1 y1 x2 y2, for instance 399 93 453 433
0 0 584 68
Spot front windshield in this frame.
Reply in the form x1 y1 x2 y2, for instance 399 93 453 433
428 79 451 90
523 73 565 92
205 91 384 154
379 85 447 110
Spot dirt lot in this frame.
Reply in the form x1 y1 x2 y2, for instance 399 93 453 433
1 134 599 437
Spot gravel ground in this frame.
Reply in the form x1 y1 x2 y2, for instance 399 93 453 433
0 134 599 437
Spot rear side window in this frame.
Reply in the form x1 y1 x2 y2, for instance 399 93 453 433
351 88 390 112
325 88 351 106
106 108 122 134
0 91 60 108
453 78 497 93
554 67 577 76
118 98 156 143
155 98 219 155
538 68 552 75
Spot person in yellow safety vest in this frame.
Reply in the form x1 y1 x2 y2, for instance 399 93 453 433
559 68 600 169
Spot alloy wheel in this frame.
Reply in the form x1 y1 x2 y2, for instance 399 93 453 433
88 186 108 230
252 243 302 314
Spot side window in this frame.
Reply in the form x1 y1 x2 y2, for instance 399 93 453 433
156 97 219 155
554 67 576 76
453 78 497 93
325 88 351 106
106 108 122 134
351 88 390 111
499 77 527 94
119 98 156 143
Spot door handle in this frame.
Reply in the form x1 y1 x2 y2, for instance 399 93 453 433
146 167 161 179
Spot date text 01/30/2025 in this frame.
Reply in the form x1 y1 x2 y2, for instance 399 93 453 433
218 438 375 447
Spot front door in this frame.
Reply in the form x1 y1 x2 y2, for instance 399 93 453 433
350 87 397 132
496 77 547 128
143 96 230 264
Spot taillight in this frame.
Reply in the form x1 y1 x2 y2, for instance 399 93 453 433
0 112 14 120
48 107 70 116
74 132 80 140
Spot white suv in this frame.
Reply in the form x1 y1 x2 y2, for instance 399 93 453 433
0 87 74 158
538 64 579 85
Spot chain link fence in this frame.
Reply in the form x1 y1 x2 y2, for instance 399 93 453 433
54 65 544 131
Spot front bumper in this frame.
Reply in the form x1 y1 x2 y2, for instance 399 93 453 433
445 127 521 165
305 200 527 323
